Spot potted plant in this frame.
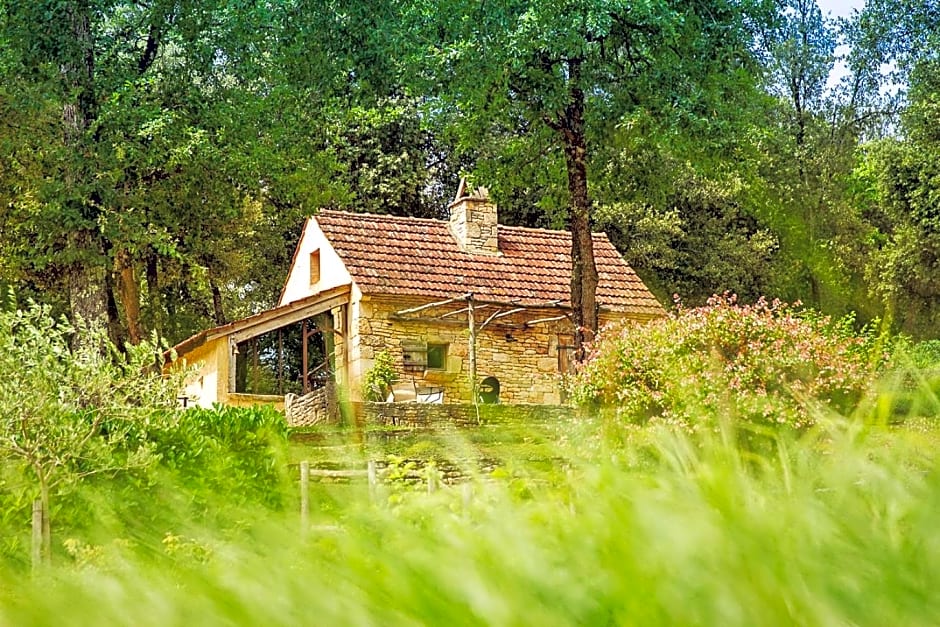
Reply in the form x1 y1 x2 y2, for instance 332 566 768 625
364 350 397 402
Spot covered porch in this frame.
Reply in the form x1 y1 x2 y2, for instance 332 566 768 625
169 284 351 409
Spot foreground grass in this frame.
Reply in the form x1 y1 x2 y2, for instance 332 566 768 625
2 414 940 626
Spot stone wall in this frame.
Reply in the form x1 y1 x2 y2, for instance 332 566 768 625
353 295 634 405
285 383 340 427
356 295 579 404
356 401 578 428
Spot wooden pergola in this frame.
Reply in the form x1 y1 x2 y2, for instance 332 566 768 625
391 293 573 402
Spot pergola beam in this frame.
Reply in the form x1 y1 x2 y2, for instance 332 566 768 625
479 307 527 330
388 313 524 328
393 294 471 316
524 314 570 327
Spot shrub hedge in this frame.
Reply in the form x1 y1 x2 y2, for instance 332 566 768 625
570 295 881 432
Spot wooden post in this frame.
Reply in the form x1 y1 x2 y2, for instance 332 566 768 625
229 337 237 393
367 460 377 502
343 304 352 391
277 328 284 395
31 499 42 573
427 471 437 495
300 461 310 535
302 320 309 394
468 295 477 404
251 338 259 392
462 483 472 517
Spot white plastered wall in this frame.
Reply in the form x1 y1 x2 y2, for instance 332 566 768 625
279 218 353 306
178 337 227 408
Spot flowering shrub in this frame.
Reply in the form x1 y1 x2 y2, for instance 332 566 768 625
569 295 880 432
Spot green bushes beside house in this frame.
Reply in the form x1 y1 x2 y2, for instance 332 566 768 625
569 295 882 432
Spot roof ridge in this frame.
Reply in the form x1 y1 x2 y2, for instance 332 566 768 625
317 209 447 226
317 209 612 237
498 223 614 237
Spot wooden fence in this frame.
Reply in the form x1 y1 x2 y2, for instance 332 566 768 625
297 460 475 534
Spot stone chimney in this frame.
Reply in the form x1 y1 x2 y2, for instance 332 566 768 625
448 178 499 256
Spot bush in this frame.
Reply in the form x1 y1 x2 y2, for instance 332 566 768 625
145 404 290 509
909 339 940 371
34 404 292 568
363 350 397 401
569 295 880 433
0 302 291 566
883 338 940 419
0 301 186 565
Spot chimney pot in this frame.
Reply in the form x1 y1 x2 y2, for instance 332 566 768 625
448 178 499 256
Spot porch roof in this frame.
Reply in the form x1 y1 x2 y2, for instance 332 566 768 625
167 284 351 360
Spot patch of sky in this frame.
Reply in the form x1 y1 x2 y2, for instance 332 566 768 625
818 0 901 97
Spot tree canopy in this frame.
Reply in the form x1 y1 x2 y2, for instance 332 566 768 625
0 0 937 344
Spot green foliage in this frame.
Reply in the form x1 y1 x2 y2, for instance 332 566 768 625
0 301 289 565
0 0 939 349
0 300 183 498
596 149 779 305
569 295 880 433
0 298 188 565
0 402 291 567
3 415 940 624
909 340 940 371
363 350 397 402
0 0 346 342
853 60 940 339
145 404 289 509
883 337 940 419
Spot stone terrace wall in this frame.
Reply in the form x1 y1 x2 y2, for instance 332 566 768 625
285 383 340 427
356 401 577 429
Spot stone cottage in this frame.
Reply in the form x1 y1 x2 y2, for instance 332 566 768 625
169 182 664 408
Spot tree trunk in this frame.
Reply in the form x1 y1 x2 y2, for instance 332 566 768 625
67 232 110 329
105 267 126 348
558 58 599 358
115 250 143 344
210 276 227 326
62 2 110 334
40 481 51 566
145 252 163 335
31 500 42 573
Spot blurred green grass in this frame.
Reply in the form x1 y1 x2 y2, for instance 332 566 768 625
3 402 940 624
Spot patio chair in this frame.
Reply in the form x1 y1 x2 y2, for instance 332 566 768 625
415 385 444 404
387 378 418 403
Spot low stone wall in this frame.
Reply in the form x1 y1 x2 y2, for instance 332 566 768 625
285 384 340 427
355 401 577 428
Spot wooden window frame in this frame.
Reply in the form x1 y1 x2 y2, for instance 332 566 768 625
309 249 321 286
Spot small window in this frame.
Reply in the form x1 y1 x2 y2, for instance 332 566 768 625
309 249 321 286
427 343 447 370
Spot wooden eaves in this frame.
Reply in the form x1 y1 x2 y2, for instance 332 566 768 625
166 284 352 362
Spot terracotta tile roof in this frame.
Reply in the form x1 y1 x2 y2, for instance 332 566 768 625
315 210 664 316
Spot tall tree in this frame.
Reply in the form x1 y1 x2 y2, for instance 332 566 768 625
743 0 891 318
0 1 340 344
855 60 940 337
407 0 763 352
